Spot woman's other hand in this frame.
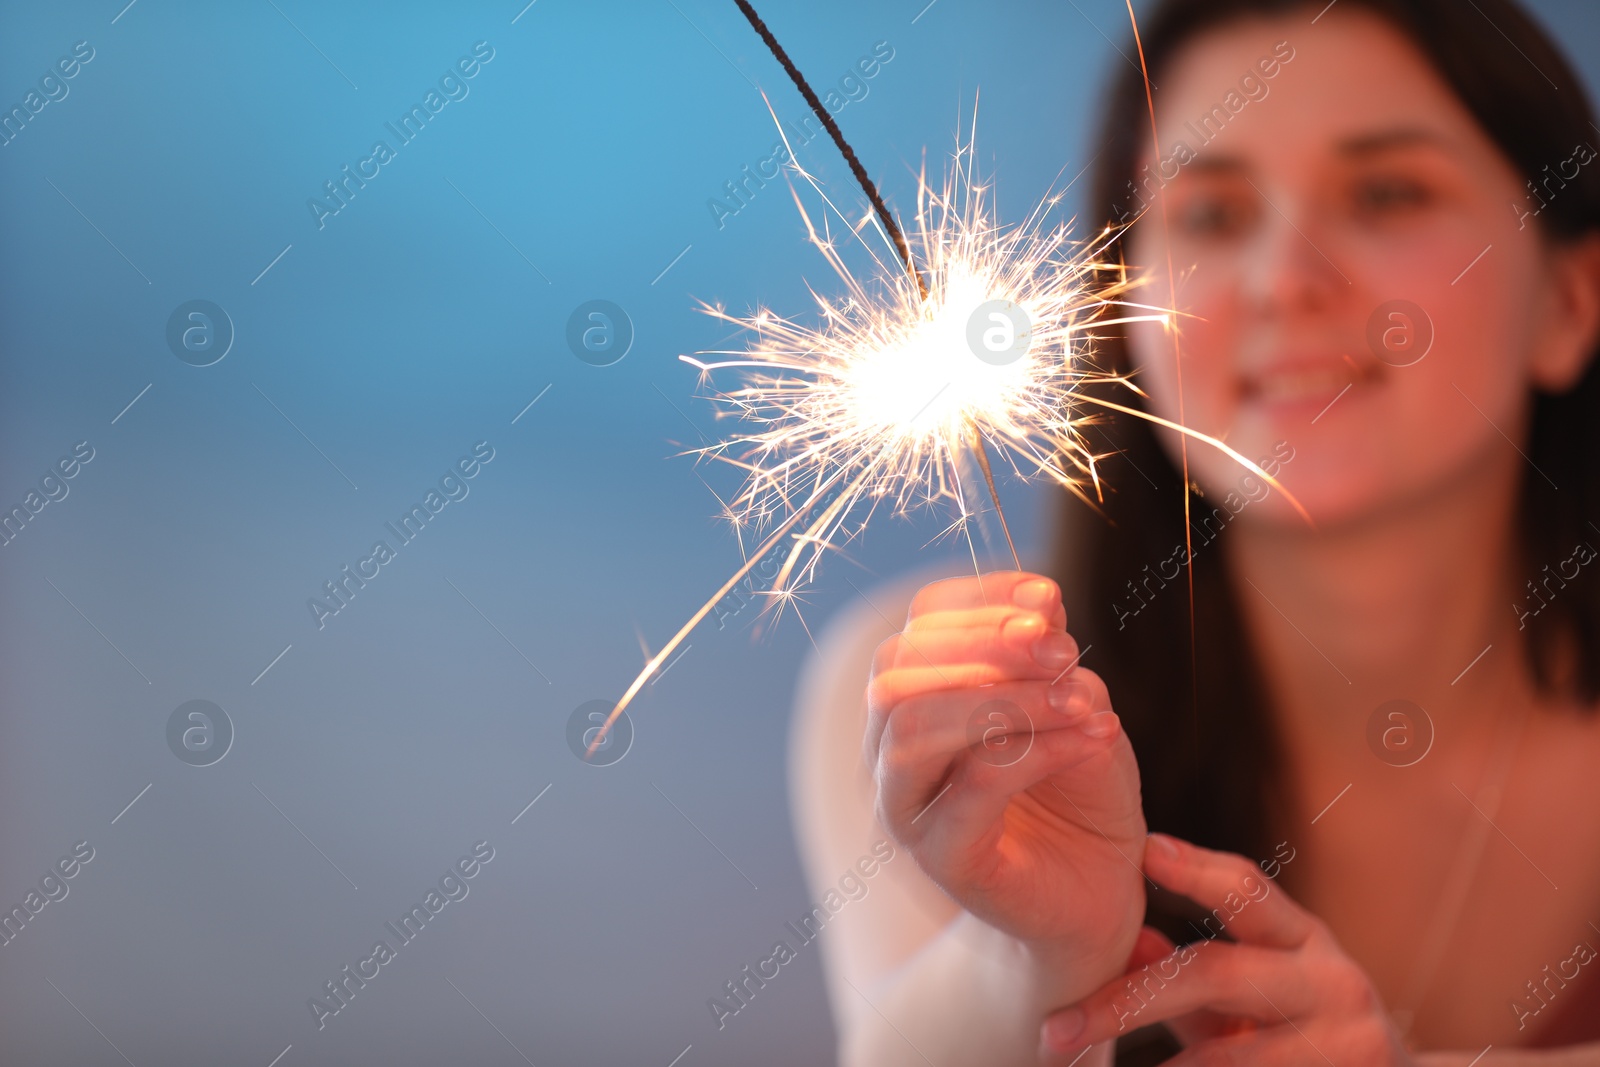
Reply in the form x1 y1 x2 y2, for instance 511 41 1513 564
1043 833 1416 1065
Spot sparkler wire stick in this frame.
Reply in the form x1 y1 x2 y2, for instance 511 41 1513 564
731 0 927 300
731 0 1021 567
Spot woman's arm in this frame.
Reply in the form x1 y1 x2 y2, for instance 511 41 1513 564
843 910 1121 1066
788 571 1137 1065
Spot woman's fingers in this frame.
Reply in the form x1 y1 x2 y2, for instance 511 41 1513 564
1124 926 1177 973
865 669 1110 774
1040 834 1356 1056
872 623 1080 687
1041 940 1312 1051
904 600 1068 634
905 571 1062 620
870 676 1112 828
889 714 1129 862
904 572 1068 635
1031 837 1410 1065
868 574 1079 762
1142 834 1318 950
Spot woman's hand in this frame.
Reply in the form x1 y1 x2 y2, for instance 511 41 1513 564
1042 833 1416 1065
864 570 1147 972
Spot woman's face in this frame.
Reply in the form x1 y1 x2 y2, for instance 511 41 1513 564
1123 7 1593 529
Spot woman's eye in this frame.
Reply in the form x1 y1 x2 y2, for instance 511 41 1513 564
1176 194 1254 238
1351 176 1432 216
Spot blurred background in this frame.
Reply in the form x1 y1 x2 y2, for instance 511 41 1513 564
0 1 1595 1063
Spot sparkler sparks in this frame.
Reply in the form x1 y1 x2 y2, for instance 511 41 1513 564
585 8 1307 760
588 120 1283 758
682 115 1158 585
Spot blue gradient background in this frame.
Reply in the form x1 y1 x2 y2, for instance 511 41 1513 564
0 1 1595 1064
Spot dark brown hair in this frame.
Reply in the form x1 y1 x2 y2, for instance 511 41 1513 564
1053 0 1600 878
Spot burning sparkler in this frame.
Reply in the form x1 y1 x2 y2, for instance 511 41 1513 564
585 3 1302 758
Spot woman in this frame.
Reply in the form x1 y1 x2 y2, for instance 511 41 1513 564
788 0 1600 1062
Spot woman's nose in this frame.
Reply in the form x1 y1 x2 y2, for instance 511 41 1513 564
1238 183 1352 319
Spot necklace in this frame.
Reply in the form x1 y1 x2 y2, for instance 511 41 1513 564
1390 670 1531 1033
